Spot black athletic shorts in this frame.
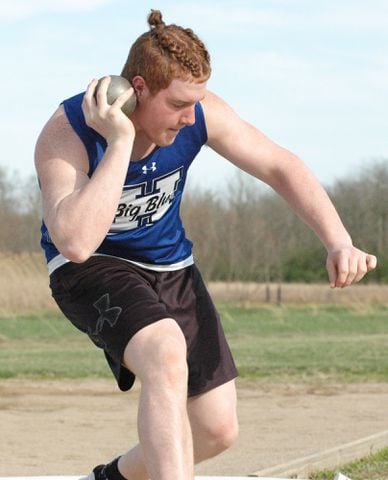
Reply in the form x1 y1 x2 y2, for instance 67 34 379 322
49 256 238 396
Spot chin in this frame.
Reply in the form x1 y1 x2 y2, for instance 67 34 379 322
153 139 171 148
146 128 179 147
158 134 179 147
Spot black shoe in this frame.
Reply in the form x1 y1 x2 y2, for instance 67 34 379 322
80 464 107 480
93 464 109 480
81 458 124 480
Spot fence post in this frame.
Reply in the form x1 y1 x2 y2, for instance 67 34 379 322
277 284 283 306
265 284 271 303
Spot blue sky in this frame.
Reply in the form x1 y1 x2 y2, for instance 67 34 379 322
1 0 387 191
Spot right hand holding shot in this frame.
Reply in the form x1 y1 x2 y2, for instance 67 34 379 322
82 75 136 144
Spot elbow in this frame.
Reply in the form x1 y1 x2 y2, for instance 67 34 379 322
61 242 94 264
55 238 95 264
65 250 93 264
47 218 100 263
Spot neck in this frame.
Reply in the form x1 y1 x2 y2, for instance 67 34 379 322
130 132 157 162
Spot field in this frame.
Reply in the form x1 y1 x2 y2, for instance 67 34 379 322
1 305 388 384
1 305 388 478
1 254 388 478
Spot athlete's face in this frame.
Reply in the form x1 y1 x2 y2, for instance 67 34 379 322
134 78 207 146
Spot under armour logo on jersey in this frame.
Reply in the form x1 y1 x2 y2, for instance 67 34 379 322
142 162 157 174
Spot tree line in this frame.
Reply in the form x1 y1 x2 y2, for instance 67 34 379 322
0 159 386 283
183 159 387 283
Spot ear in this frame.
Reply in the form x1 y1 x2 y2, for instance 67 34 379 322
131 76 148 99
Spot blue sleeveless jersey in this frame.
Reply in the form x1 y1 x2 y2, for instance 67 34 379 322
40 92 208 273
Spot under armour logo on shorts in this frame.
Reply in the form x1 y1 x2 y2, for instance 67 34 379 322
92 293 122 334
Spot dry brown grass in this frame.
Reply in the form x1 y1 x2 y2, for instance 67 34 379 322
0 252 56 313
209 281 388 307
0 254 386 313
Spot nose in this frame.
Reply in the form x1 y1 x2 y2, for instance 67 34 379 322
180 105 196 126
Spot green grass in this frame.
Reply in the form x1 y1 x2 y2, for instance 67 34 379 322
0 305 388 383
0 311 110 380
220 304 388 383
311 446 388 479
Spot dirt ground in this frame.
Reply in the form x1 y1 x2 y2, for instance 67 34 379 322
1 379 388 477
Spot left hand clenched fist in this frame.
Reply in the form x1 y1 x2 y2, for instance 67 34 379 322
326 246 377 288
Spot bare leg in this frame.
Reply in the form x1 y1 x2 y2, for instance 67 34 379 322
118 379 238 479
121 318 193 480
188 379 238 463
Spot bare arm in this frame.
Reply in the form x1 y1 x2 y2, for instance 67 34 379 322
202 91 377 287
35 78 136 262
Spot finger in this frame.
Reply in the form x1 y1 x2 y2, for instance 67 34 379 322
326 258 337 289
82 79 99 124
95 76 111 105
83 78 98 104
343 255 359 287
354 256 368 283
113 86 136 108
334 255 350 288
353 256 368 284
366 254 377 272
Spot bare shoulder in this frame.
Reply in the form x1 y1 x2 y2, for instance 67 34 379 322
35 105 90 221
200 90 266 159
201 90 242 143
200 90 290 181
35 105 89 179
201 89 233 112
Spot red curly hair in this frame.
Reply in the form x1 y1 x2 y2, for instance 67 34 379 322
121 9 211 93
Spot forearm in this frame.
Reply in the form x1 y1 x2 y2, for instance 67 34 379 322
203 92 377 287
49 138 133 261
268 154 352 251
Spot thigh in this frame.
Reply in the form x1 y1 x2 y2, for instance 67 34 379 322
49 256 171 390
160 265 238 397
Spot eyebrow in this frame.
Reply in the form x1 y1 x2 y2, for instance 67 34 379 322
172 96 205 106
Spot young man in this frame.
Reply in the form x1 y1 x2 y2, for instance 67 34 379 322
35 9 377 480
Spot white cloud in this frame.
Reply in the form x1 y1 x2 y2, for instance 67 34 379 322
0 0 113 20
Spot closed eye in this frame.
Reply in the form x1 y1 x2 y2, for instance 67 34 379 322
171 102 191 109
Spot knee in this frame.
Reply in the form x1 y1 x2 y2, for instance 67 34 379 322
202 415 239 455
124 318 188 389
153 333 188 388
213 416 239 452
